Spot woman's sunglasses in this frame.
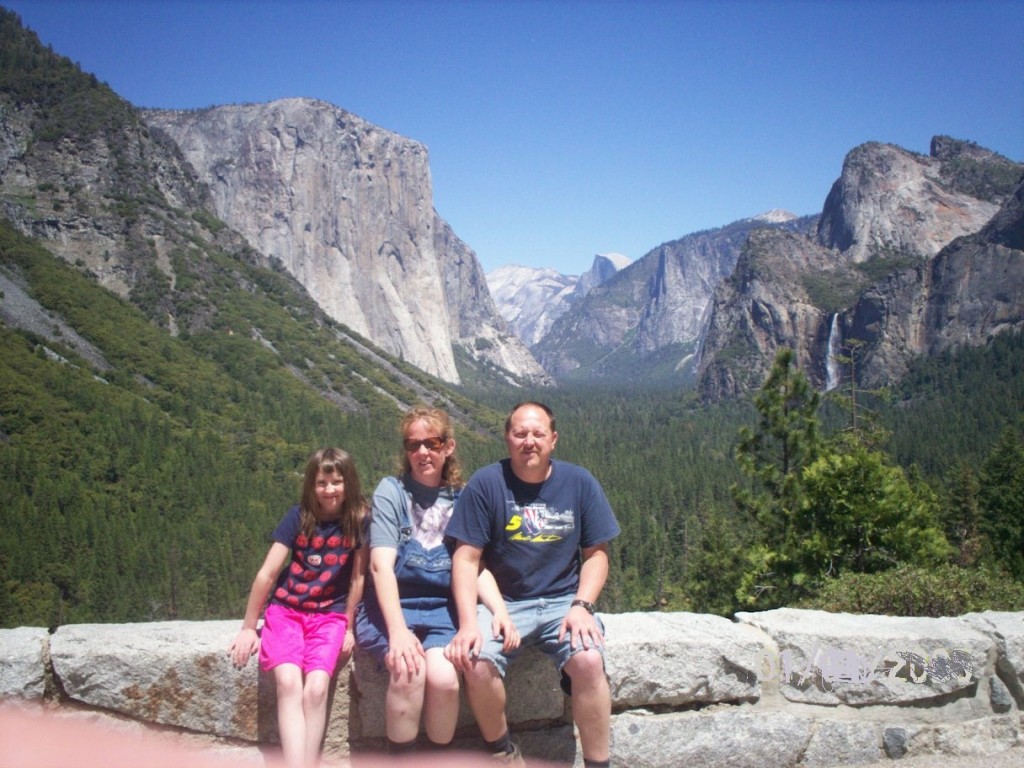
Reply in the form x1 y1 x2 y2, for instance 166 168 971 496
403 437 447 453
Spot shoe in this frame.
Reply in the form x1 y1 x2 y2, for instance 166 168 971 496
491 742 526 767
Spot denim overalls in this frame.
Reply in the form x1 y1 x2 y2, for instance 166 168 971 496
355 477 459 662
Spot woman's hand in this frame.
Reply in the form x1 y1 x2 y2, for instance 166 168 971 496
341 626 356 656
385 627 426 677
490 609 520 652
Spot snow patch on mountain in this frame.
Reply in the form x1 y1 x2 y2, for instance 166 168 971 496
749 209 798 224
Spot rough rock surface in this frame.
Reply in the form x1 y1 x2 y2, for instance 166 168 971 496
487 254 630 349
0 94 216 302
698 228 852 398
0 627 47 699
602 611 767 707
487 263 579 347
847 180 1024 387
535 213 807 381
3 609 1022 766
144 99 547 385
818 142 1001 264
735 608 992 707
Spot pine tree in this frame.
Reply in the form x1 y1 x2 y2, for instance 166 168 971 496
978 428 1024 578
733 348 821 606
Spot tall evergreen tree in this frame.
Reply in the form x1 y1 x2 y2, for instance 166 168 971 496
733 348 821 606
978 428 1024 578
944 465 983 567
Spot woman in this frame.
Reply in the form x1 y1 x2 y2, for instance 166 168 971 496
356 406 517 754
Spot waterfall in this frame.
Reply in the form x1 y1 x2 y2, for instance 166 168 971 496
825 313 841 392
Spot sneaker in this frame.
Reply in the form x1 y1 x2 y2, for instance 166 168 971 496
491 742 526 767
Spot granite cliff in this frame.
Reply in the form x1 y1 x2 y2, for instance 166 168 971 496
144 99 549 386
0 14 546 393
697 139 1024 399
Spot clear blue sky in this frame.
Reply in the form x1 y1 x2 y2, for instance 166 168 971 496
5 0 1022 276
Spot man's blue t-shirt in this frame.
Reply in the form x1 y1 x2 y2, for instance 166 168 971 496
446 459 620 600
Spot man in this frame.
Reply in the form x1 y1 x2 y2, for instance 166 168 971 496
445 402 620 767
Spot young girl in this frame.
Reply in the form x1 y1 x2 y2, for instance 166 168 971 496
230 447 368 768
356 407 517 755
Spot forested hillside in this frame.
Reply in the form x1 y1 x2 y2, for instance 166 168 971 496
0 10 505 626
0 220 507 627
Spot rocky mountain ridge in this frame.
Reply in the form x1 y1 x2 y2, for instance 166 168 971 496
486 252 630 347
0 10 515 440
531 212 814 381
2 10 1019 399
499 135 1020 398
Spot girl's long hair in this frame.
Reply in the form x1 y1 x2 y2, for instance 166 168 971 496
299 447 367 544
397 406 464 490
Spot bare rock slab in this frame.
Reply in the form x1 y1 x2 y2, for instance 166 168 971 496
612 708 812 768
603 611 768 708
50 621 263 740
0 627 49 699
963 611 1024 708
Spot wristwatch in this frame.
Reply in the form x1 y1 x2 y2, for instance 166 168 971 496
571 599 595 614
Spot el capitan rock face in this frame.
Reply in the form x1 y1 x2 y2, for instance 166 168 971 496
145 98 547 385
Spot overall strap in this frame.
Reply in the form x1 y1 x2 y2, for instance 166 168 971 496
388 475 413 540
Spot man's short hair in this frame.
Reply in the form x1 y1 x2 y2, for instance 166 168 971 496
504 401 556 434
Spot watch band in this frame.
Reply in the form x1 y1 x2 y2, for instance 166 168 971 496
571 599 595 614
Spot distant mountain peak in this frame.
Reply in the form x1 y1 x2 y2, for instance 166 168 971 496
595 252 632 270
749 209 798 224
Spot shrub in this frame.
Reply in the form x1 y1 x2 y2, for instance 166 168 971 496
798 564 1024 617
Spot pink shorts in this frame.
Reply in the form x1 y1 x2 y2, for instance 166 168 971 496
258 603 349 674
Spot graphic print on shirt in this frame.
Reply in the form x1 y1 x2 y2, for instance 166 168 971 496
277 533 352 610
505 502 575 543
411 498 452 549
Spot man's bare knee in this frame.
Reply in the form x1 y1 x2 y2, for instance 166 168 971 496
565 650 606 686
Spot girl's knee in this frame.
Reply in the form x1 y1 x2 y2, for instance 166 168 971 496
303 671 332 705
274 665 305 698
388 667 427 698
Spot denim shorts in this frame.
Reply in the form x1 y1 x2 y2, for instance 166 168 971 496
475 593 606 680
356 593 458 665
258 602 348 675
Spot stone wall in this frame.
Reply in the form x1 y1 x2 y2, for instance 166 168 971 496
1 608 1022 766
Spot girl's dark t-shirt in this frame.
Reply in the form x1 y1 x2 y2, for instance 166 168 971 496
269 505 357 613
